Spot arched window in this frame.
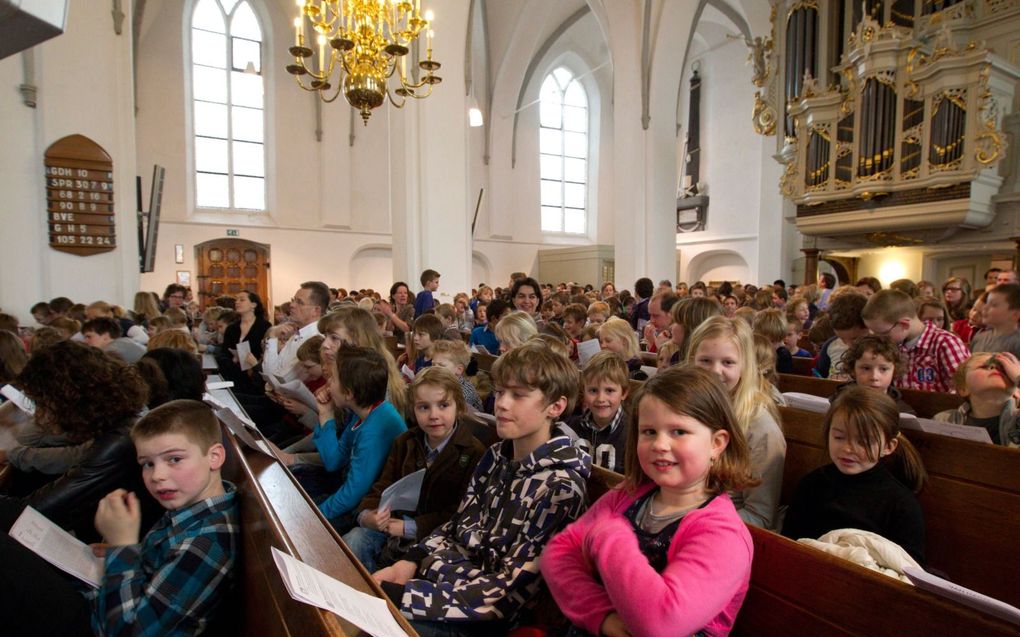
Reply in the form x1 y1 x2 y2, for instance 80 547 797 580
190 0 265 210
539 67 588 234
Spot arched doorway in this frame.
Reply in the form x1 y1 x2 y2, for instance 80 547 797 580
194 239 270 310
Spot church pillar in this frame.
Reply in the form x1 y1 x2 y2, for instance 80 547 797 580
1011 237 1020 272
390 0 471 300
802 248 820 285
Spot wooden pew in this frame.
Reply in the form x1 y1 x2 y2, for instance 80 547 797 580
584 458 1018 636
219 422 417 636
777 373 964 418
472 351 497 373
733 526 1019 637
790 356 815 376
779 405 1020 608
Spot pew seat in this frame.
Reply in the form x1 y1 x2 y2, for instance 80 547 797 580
779 405 1020 608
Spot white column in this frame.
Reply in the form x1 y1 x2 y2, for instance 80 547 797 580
392 0 472 301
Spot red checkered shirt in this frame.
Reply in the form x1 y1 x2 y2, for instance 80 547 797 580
896 321 969 393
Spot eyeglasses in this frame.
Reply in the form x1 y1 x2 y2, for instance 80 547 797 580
870 321 901 337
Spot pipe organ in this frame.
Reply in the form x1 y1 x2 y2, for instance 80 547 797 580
756 0 1020 238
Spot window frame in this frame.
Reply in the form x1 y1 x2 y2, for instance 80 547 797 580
186 0 270 215
538 66 590 236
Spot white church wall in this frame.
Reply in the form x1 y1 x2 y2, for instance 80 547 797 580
0 1 139 317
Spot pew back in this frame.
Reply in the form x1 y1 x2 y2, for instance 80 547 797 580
779 405 1020 608
220 424 416 636
777 373 964 418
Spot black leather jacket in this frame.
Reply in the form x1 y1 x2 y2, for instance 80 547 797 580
0 420 156 539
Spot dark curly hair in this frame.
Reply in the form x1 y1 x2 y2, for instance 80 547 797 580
17 340 148 442
136 348 205 408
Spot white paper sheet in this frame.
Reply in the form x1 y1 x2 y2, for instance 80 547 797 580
271 547 408 637
267 375 319 413
898 414 993 444
201 353 218 370
205 380 234 391
639 365 659 378
263 337 280 375
237 341 254 371
781 392 831 413
9 507 104 588
379 469 425 512
577 339 602 366
203 392 229 411
904 566 1020 626
1 384 36 415
215 408 274 457
400 364 415 382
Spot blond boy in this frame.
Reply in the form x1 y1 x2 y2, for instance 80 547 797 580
935 352 1020 446
564 350 629 473
429 339 484 411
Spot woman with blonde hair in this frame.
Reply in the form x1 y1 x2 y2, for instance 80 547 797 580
493 311 538 354
131 291 161 326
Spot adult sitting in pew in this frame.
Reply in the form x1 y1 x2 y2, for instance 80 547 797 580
342 367 485 572
0 341 158 540
934 352 1020 446
0 399 239 636
543 367 755 637
783 387 927 565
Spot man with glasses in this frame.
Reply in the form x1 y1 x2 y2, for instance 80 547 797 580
265 281 329 380
862 289 969 393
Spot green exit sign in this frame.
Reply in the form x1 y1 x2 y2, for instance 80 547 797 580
226 229 239 237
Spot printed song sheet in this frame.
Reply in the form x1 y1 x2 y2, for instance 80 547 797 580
379 469 425 512
237 341 254 371
898 414 993 444
577 339 602 366
1 384 36 415
271 547 407 637
9 507 104 588
904 566 1020 626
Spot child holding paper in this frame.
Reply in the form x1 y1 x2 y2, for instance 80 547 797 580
342 367 485 571
0 399 239 636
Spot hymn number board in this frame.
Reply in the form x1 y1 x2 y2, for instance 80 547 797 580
44 134 116 256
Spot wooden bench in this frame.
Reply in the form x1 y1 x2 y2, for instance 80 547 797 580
219 422 417 636
472 351 497 373
778 373 964 418
790 356 815 376
779 405 1020 608
584 459 1018 636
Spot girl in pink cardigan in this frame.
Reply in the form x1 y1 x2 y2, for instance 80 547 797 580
542 366 757 637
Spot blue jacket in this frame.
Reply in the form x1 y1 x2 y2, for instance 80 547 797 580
469 325 499 355
414 290 434 318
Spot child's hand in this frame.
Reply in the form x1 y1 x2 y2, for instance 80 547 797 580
600 612 632 637
266 441 296 466
360 508 380 529
385 519 405 538
372 560 417 586
281 397 312 418
94 490 141 546
375 507 392 532
996 352 1020 385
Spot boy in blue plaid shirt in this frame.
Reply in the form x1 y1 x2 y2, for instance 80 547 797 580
0 399 239 636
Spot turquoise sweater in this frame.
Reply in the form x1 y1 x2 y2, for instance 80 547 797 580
313 401 406 519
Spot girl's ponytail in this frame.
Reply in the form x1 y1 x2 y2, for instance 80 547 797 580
887 433 927 493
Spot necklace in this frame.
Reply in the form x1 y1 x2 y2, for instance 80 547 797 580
647 492 704 520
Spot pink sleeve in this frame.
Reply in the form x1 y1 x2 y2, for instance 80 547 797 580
541 489 627 635
590 501 752 637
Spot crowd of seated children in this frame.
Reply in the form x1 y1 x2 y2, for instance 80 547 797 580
415 269 441 318
783 387 927 565
786 297 812 331
753 309 793 375
0 399 239 636
429 339 484 412
342 367 486 572
0 341 156 540
544 366 755 637
597 318 647 380
402 314 442 373
830 335 914 414
686 316 786 530
494 311 539 354
587 301 610 326
373 340 591 636
934 352 1020 446
85 301 148 346
814 291 869 381
563 351 630 473
862 289 969 393
288 345 406 532
970 283 1020 358
82 317 147 364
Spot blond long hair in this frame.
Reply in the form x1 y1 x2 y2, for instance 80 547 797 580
686 315 778 432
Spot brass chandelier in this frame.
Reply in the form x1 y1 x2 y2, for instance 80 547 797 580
286 0 442 124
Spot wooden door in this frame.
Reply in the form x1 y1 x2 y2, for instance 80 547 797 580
195 239 270 310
